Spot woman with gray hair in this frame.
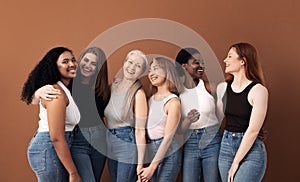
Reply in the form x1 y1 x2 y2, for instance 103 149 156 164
105 50 148 182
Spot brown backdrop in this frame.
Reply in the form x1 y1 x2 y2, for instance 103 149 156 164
1 0 299 181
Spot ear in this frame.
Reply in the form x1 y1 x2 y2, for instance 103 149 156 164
240 57 247 66
182 63 187 70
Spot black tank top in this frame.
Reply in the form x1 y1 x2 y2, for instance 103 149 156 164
224 81 258 132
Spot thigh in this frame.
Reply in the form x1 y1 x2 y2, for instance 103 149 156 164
218 136 234 182
116 162 137 182
156 149 181 182
182 136 202 182
91 150 107 182
71 132 96 182
202 132 222 182
28 134 68 182
234 140 267 182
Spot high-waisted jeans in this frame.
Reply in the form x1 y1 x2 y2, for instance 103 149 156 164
182 124 222 182
71 125 107 182
27 131 73 182
106 126 137 182
218 130 267 182
146 137 181 182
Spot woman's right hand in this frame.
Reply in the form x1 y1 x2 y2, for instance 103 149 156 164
35 85 61 101
69 172 82 182
187 109 200 123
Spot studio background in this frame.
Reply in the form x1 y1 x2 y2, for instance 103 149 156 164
1 0 299 181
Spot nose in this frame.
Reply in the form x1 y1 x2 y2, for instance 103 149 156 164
69 60 76 67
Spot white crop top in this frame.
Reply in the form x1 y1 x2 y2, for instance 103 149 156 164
180 79 219 129
147 94 178 139
38 81 81 132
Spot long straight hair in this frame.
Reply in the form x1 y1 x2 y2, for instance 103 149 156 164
76 47 110 103
149 57 184 96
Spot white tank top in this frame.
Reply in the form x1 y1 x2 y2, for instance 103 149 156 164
147 94 178 139
38 81 81 132
180 79 219 129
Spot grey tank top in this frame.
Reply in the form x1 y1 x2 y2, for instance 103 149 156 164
104 82 134 129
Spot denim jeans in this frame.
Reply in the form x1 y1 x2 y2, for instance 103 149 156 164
218 130 267 182
182 124 222 182
106 126 137 182
146 137 181 182
71 125 107 182
27 131 73 182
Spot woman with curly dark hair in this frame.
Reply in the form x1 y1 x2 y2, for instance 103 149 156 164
21 47 81 182
31 47 110 182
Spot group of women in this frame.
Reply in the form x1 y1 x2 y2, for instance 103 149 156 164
21 42 268 182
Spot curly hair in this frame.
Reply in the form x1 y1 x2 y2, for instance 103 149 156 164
21 47 73 104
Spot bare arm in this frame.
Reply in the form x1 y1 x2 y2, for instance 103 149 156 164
228 84 268 182
44 85 81 181
31 85 61 105
216 82 227 122
139 98 181 181
177 109 200 134
134 89 148 176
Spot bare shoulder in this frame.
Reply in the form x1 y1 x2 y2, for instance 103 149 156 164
216 82 227 98
250 83 268 96
42 84 67 107
249 83 268 104
135 88 146 99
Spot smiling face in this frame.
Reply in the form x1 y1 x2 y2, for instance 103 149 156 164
123 54 146 81
148 58 166 87
224 47 245 74
79 53 98 79
182 53 205 80
56 51 77 80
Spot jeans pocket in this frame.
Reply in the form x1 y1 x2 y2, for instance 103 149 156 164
28 149 46 174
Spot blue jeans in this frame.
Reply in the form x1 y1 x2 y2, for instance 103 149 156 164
146 137 181 182
27 131 73 182
106 126 137 182
218 130 267 182
71 125 107 182
182 124 222 182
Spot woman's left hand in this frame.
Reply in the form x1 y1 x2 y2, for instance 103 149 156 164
138 166 155 182
228 162 239 182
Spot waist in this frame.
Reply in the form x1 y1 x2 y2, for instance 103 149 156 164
188 124 220 134
223 130 244 138
108 126 134 134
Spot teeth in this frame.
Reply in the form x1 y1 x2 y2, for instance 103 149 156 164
82 67 91 72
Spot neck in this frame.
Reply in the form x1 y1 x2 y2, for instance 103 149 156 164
60 79 70 87
156 84 171 98
117 79 136 92
193 78 199 86
81 76 90 85
231 72 251 90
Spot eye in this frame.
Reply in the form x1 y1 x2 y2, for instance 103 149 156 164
84 58 89 63
91 62 97 67
136 64 142 68
72 58 77 63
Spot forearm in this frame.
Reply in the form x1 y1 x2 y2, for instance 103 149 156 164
177 117 191 134
150 134 174 170
233 129 259 164
52 139 78 175
136 129 146 165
